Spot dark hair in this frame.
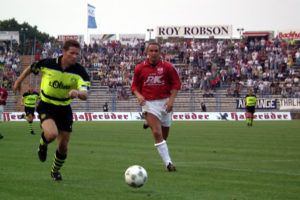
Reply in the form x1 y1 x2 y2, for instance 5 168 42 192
146 42 161 51
63 39 80 51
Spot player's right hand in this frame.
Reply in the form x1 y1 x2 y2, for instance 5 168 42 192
13 81 21 95
137 95 145 106
68 89 79 99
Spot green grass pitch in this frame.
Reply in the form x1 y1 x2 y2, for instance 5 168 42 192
0 120 300 200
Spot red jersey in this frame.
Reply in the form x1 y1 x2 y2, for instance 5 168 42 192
131 59 181 100
0 87 8 105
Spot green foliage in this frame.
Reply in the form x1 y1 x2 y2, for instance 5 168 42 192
0 121 300 200
0 18 56 43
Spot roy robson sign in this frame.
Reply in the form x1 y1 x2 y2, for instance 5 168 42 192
156 25 232 38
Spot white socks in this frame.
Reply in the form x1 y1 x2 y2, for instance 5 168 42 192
154 140 172 166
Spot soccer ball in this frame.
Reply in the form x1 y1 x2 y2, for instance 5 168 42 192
124 165 147 188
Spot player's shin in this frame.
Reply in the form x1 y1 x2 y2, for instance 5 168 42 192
40 132 49 146
28 121 34 134
154 140 172 166
51 150 67 173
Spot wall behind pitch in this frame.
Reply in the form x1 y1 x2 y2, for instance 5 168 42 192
2 112 291 122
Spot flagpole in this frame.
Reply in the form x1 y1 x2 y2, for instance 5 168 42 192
87 20 89 44
87 1 88 45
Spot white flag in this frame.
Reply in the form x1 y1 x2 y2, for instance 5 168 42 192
88 4 97 29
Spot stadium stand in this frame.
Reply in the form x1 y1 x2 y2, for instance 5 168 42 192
1 37 300 113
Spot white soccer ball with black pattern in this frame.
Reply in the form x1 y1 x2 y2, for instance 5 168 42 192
125 165 147 188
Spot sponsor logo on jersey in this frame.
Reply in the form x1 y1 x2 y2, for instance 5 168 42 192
144 75 164 86
49 80 71 89
27 97 36 101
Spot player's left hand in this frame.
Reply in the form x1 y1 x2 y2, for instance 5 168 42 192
68 90 79 99
165 101 173 113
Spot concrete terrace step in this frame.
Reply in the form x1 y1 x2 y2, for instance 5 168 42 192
6 82 284 112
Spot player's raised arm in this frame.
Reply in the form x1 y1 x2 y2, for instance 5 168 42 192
13 66 31 94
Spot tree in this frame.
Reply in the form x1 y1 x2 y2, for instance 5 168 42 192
0 18 56 54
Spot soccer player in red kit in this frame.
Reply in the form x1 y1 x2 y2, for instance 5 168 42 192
131 42 181 171
0 86 8 139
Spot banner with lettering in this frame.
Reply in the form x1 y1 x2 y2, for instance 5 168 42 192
119 34 145 45
279 98 300 110
156 25 232 38
236 99 277 109
57 35 84 43
90 34 116 42
2 112 291 122
278 30 300 40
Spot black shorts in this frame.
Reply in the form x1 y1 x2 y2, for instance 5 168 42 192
246 106 255 114
25 107 35 116
36 101 73 132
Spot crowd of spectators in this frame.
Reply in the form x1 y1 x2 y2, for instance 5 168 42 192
159 37 300 98
78 37 300 98
1 37 300 99
0 41 21 89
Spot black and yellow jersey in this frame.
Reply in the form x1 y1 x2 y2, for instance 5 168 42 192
22 91 40 108
245 94 257 107
30 56 90 106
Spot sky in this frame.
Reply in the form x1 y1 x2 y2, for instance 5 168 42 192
1 0 300 41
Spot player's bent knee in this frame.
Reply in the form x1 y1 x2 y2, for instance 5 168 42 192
45 131 58 141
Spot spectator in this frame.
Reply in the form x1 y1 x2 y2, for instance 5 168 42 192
0 81 8 139
200 102 207 112
103 102 109 112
